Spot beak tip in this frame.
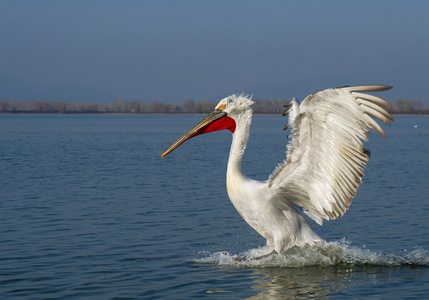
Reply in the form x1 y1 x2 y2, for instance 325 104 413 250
161 152 167 158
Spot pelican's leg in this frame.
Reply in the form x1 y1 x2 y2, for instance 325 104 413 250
253 249 277 260
231 249 277 262
231 256 244 262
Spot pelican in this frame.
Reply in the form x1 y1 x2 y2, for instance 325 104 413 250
162 85 393 254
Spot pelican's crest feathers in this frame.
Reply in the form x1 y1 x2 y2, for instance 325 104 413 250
217 94 254 111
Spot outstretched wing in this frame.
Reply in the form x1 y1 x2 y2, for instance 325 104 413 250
268 85 393 225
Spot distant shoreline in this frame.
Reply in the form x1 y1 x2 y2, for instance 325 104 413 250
1 98 428 115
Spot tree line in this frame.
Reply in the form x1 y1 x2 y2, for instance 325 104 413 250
0 99 289 114
0 98 427 114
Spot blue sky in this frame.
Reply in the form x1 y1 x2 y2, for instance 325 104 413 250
1 1 428 104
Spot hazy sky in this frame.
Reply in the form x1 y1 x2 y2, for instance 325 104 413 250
1 0 428 104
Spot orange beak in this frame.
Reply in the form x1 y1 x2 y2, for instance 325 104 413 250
161 109 235 157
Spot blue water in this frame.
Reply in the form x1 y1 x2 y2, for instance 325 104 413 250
1 114 428 299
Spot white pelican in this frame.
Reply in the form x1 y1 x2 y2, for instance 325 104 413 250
162 85 393 254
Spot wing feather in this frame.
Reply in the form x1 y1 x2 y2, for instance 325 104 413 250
268 85 393 224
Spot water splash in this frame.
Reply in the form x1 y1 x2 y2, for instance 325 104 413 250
194 239 429 267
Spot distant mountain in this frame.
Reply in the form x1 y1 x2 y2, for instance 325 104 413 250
243 75 388 102
0 75 117 104
242 72 428 107
209 74 380 103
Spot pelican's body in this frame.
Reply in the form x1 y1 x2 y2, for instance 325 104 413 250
162 85 393 253
223 102 321 251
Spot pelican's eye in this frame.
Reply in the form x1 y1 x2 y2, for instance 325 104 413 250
218 104 226 110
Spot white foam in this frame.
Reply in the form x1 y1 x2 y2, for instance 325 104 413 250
193 239 429 267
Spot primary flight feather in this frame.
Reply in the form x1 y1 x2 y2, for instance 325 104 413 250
162 85 393 253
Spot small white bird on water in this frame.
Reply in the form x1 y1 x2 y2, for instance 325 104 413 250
162 85 393 256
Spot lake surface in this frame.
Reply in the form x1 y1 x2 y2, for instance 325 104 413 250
1 114 428 299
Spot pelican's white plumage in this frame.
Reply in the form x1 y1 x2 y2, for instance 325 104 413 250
162 85 393 253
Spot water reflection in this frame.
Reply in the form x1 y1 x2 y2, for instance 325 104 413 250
248 266 349 299
246 265 424 299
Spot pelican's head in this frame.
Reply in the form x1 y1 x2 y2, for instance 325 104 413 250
161 95 254 157
214 94 254 118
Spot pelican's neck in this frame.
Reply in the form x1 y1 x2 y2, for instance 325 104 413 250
227 110 253 179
